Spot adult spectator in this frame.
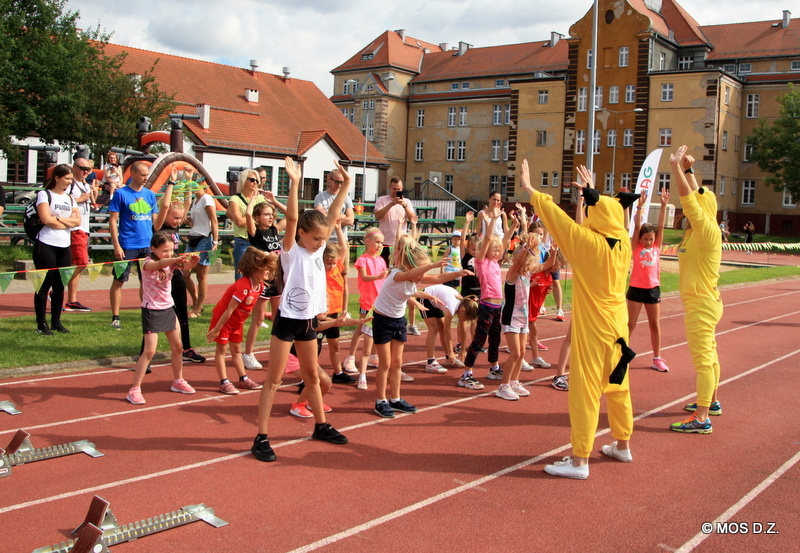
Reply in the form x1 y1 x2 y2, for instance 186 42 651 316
185 168 219 318
225 168 265 280
33 164 81 335
374 176 416 265
108 161 159 329
64 151 97 312
315 168 354 242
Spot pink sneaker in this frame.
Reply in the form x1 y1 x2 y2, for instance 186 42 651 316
367 354 379 367
219 381 240 395
170 379 196 394
343 355 358 373
307 402 333 413
290 402 313 418
238 378 263 390
127 387 145 405
537 341 548 351
652 357 670 372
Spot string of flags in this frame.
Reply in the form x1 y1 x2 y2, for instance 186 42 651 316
660 242 800 255
0 248 220 294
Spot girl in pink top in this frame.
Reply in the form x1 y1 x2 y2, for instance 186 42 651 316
127 231 199 405
344 227 390 390
458 213 519 390
627 188 671 372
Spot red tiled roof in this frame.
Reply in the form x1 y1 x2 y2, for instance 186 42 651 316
701 17 800 60
622 0 671 38
332 30 445 75
659 0 710 46
413 40 569 83
101 43 386 165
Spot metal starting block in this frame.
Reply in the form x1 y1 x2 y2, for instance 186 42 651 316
32 495 228 553
0 400 21 415
0 429 103 478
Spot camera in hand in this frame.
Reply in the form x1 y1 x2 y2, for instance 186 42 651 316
396 191 404 199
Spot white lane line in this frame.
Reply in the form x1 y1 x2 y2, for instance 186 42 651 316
675 449 800 553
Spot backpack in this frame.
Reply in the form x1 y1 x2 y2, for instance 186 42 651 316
23 190 51 241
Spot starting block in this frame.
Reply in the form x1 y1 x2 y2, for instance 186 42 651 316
0 400 21 415
32 495 228 553
0 429 102 478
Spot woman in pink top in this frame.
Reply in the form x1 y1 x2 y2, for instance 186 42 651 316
626 188 671 372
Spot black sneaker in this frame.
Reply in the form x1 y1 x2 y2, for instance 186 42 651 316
51 322 70 334
36 322 53 336
182 349 206 363
332 371 356 384
374 401 395 418
252 436 277 462
312 423 348 444
389 398 417 413
64 301 92 312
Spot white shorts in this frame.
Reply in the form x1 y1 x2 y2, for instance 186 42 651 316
502 324 529 334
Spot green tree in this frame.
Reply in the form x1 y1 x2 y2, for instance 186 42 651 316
746 84 800 200
0 0 174 160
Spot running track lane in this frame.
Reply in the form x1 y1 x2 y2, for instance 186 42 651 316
1 279 798 552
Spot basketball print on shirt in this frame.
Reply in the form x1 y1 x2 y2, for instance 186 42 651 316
285 287 310 312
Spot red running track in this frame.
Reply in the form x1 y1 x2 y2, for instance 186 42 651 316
1 278 799 552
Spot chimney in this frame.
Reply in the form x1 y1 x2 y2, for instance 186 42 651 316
550 32 562 47
196 104 210 130
282 66 291 80
249 59 258 73
439 43 448 51
395 29 406 41
245 89 259 103
782 10 791 28
457 41 471 56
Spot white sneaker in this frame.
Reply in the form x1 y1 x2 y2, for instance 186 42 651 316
510 382 530 397
407 324 421 336
495 383 519 401
343 355 358 373
539 306 547 316
544 457 589 480
242 353 262 370
446 357 466 368
401 371 414 382
357 375 368 390
367 354 379 367
601 441 632 462
425 361 446 374
520 359 534 372
532 356 551 369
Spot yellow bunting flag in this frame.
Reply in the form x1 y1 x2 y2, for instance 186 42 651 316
29 269 48 294
431 245 441 261
59 266 76 288
86 263 104 282
0 272 14 292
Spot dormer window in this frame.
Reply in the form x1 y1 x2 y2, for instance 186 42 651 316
362 53 374 60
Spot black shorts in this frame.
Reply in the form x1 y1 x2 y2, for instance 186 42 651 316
372 312 407 345
271 310 318 342
626 285 661 304
141 307 178 334
320 312 341 339
420 299 444 319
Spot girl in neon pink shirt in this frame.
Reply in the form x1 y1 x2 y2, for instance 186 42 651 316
627 188 671 372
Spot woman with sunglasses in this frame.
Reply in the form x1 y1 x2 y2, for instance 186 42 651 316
226 169 266 280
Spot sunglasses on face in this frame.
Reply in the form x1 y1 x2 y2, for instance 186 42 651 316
330 179 344 185
247 177 260 184
77 166 92 172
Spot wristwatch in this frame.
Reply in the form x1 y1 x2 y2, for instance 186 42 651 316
684 168 695 174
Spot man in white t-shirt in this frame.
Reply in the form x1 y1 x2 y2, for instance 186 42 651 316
314 168 354 242
65 152 97 312
374 176 417 265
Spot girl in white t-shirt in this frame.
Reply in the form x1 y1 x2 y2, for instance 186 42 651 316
127 231 199 405
420 284 478 373
253 158 352 463
32 164 81 335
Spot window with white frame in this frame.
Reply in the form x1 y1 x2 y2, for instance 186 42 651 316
576 130 586 154
593 130 601 154
416 109 425 128
742 180 755 205
659 128 672 147
493 104 502 125
446 141 455 161
578 87 588 111
344 80 358 94
734 134 740 152
501 176 509 199
462 82 470 89
738 63 751 74
724 86 730 105
348 108 355 123
552 172 560 189
448 107 457 127
496 79 506 87
621 173 632 189
783 189 796 207
594 86 603 109
457 141 466 162
722 131 728 151
367 124 374 141
609 85 619 104
491 140 501 161
658 173 670 192
678 56 693 70
661 83 674 101
659 52 666 70
459 106 468 126
451 82 459 90
362 99 375 109
744 143 755 161
541 172 549 187
719 176 726 195
623 129 633 147
538 90 549 104
604 173 614 194
723 64 736 73
792 61 800 71
490 175 499 189
625 85 636 103
414 142 424 162
505 104 511 125
587 49 593 69
445 175 454 193
341 108 349 118
503 140 509 161
746 94 759 118
619 46 629 67
607 129 617 147
536 130 547 147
